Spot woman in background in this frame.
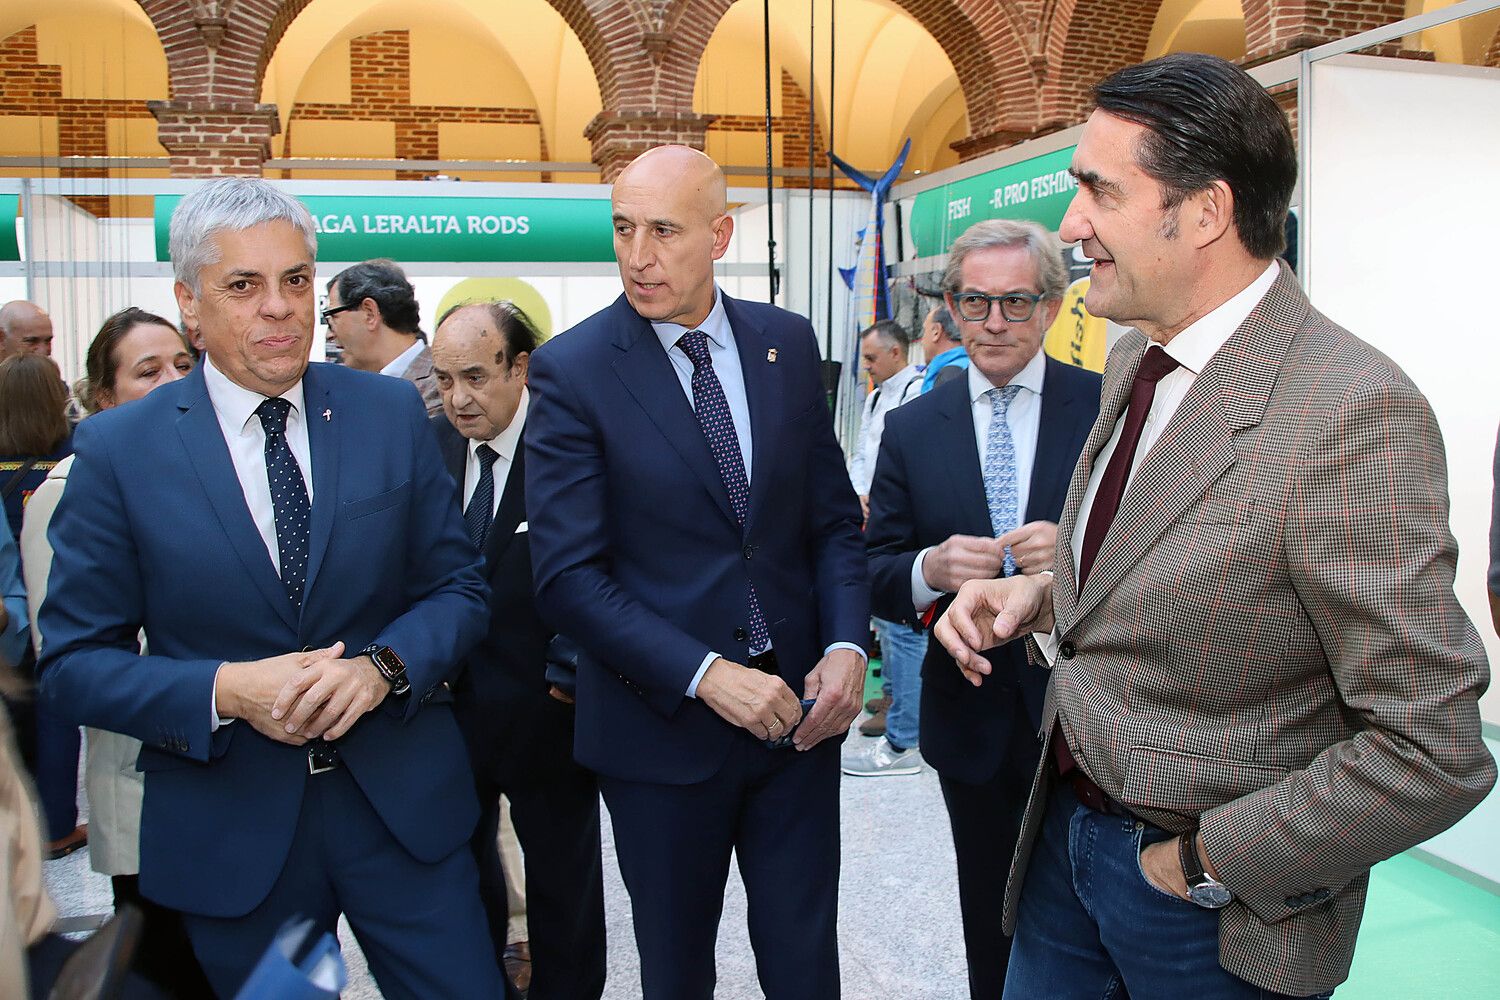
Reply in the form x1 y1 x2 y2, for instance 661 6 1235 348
22 307 209 997
0 352 82 860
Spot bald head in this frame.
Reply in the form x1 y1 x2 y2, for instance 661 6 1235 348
611 145 734 327
0 300 53 358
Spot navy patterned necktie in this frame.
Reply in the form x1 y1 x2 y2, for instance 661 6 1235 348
255 397 311 612
465 444 499 552
677 330 770 653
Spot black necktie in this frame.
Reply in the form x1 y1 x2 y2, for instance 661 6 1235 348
465 444 499 552
255 398 311 612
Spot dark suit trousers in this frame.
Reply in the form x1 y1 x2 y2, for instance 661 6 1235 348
599 735 842 1000
937 696 1042 1000
468 731 606 1000
181 766 505 1000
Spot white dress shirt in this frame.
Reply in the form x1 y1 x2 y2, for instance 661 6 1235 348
911 349 1047 612
650 287 866 696
1035 261 1280 659
462 389 528 521
848 363 921 495
202 356 315 727
379 339 426 379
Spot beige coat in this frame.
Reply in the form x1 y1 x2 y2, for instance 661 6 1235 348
1007 264 1495 995
1 701 56 999
22 454 144 877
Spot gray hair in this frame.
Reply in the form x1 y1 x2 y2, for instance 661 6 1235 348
929 306 960 342
169 178 317 292
940 219 1068 302
860 319 910 350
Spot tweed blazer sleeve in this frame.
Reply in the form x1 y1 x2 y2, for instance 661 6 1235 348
1198 372 1495 924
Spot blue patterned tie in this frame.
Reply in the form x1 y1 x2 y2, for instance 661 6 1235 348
677 330 770 652
465 444 498 552
983 385 1023 576
256 398 311 612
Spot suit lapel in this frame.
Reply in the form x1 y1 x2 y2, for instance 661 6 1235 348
437 417 467 485
301 365 340 607
1053 334 1143 628
175 370 298 631
1060 263 1306 632
725 296 784 536
933 379 992 536
1024 358 1080 523
610 297 737 527
483 434 527 565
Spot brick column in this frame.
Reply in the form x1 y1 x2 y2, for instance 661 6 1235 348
585 110 716 181
148 100 280 176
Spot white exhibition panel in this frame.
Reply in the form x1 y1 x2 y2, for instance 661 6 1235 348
1307 54 1500 725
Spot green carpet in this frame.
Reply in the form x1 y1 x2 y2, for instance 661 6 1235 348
1341 853 1500 998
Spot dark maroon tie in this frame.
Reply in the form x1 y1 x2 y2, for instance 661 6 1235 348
1076 345 1181 590
1056 344 1180 780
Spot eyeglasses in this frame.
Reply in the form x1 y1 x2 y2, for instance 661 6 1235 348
320 303 357 326
952 291 1046 324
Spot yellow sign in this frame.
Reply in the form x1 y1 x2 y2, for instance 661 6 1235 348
1044 277 1107 373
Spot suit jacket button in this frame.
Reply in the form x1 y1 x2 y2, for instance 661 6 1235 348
743 545 754 560
734 627 747 642
1059 641 1076 659
1285 896 1301 908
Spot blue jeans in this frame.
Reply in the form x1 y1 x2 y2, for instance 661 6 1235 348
1004 782 1335 1000
872 618 926 751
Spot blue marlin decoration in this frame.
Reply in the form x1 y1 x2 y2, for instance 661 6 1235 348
829 138 910 325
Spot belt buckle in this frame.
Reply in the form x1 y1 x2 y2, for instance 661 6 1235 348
307 746 339 775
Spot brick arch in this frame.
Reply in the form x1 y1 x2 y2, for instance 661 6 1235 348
657 0 1040 161
1038 0 1168 128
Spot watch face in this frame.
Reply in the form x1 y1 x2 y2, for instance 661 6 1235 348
1188 882 1233 909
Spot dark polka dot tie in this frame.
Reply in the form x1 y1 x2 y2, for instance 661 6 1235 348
256 397 311 613
465 443 499 553
677 330 770 653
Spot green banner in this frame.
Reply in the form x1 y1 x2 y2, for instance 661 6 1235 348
0 197 18 262
154 194 615 263
908 145 1078 258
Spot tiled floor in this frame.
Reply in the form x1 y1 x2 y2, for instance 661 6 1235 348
40 716 1500 998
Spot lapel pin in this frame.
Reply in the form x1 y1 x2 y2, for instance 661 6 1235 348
767 348 778 364
322 409 332 422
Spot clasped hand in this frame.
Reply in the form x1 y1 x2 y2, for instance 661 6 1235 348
217 641 390 745
696 648 865 751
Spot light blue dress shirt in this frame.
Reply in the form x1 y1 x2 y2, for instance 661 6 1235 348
649 288 866 697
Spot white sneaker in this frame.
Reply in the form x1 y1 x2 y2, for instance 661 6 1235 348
841 738 922 777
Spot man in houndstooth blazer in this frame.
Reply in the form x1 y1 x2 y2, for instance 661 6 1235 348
934 54 1494 1000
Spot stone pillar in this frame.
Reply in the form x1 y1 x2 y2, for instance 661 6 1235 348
584 110 716 182
147 100 280 177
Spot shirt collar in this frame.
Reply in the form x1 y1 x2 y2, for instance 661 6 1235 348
968 347 1046 404
469 388 529 465
380 339 426 378
1160 261 1280 375
202 355 307 434
652 287 730 355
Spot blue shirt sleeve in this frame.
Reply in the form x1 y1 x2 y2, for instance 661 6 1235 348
0 515 29 667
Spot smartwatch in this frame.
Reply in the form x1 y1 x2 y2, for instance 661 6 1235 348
360 644 411 697
1179 831 1232 908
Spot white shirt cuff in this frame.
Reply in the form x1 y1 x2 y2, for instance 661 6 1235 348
911 546 945 613
211 663 228 731
1034 628 1059 666
686 651 719 698
824 642 867 663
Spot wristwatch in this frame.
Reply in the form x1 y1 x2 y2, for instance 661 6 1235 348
1179 831 1232 908
360 644 411 697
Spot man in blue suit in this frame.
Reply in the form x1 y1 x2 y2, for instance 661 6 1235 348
866 219 1101 998
526 145 870 1000
38 178 507 998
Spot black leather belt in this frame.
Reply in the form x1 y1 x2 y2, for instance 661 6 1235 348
307 743 341 775
747 650 779 674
